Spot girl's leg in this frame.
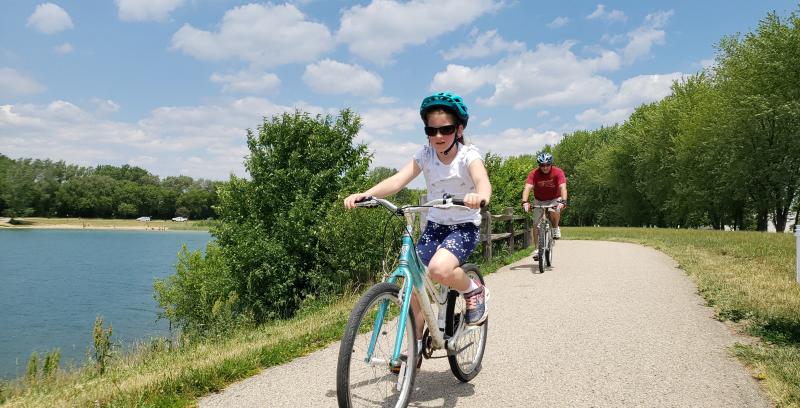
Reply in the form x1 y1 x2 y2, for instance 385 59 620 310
426 248 470 292
410 292 424 339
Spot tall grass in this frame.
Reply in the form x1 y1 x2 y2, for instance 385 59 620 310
566 227 800 407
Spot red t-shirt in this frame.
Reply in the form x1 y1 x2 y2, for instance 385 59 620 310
526 166 566 201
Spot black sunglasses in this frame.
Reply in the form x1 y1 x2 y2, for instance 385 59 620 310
424 124 457 137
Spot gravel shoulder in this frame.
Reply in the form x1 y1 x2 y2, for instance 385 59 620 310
199 240 772 408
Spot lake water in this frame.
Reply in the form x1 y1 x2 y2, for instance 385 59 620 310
0 229 211 379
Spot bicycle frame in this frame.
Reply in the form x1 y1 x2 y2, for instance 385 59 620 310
363 202 476 368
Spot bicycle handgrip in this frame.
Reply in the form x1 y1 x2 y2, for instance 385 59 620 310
354 196 374 203
452 199 486 208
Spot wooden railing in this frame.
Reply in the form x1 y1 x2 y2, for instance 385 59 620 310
417 199 531 262
479 208 531 261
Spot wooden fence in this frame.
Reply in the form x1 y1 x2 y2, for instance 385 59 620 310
479 208 531 261
417 201 531 262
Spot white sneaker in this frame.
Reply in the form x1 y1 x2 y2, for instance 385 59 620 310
553 227 561 239
532 250 540 260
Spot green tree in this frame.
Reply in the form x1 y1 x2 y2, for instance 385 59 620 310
213 109 370 321
714 9 800 231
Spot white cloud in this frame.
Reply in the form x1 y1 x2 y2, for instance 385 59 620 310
337 0 502 64
371 96 398 105
116 0 185 22
470 128 563 157
575 71 684 127
27 3 74 34
0 98 318 179
574 107 633 127
359 108 419 137
479 118 492 127
171 3 333 67
303 59 383 97
622 10 674 63
547 16 569 29
210 70 281 94
606 72 683 108
430 64 495 95
601 33 625 45
586 4 627 23
0 68 46 97
91 98 121 115
442 28 525 60
697 58 715 69
431 42 620 109
53 42 74 55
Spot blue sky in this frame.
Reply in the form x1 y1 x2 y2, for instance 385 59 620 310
1 1 796 184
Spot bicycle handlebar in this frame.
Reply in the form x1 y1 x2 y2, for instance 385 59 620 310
355 195 485 214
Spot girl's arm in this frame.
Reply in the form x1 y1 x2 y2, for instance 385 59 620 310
465 159 492 208
344 159 421 209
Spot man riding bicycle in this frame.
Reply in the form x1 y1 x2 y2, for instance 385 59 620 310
521 152 567 261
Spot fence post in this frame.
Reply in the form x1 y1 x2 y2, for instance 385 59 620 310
796 227 800 283
482 209 492 262
505 207 515 250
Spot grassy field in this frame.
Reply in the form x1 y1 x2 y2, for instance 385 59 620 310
1 228 798 407
566 227 800 408
0 217 213 231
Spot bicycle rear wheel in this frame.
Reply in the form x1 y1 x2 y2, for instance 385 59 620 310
337 282 418 408
445 264 488 382
537 224 546 273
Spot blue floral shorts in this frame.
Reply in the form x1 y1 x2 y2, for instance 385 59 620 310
416 221 480 266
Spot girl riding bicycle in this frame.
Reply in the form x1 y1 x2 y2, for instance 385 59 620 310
344 92 492 343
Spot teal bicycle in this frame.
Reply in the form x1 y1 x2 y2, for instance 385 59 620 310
336 196 488 408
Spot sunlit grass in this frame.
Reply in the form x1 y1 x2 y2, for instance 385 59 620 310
565 227 800 407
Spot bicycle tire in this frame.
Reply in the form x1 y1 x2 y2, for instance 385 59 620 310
445 264 488 382
545 229 553 267
538 223 547 273
337 282 418 408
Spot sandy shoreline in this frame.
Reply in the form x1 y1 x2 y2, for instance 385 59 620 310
0 218 207 231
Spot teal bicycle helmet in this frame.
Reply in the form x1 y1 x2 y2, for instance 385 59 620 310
420 91 469 128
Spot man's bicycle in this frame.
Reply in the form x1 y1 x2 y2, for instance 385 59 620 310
336 196 488 408
532 204 557 274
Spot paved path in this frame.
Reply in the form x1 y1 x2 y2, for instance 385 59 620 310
200 240 771 407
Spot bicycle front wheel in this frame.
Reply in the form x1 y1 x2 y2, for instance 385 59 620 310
445 264 488 382
337 282 418 408
545 229 553 267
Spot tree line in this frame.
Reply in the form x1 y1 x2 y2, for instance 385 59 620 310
0 154 220 220
546 9 799 232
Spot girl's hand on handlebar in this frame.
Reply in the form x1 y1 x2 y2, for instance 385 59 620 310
344 193 370 209
463 193 487 209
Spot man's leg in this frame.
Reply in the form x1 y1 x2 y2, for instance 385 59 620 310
551 206 563 239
